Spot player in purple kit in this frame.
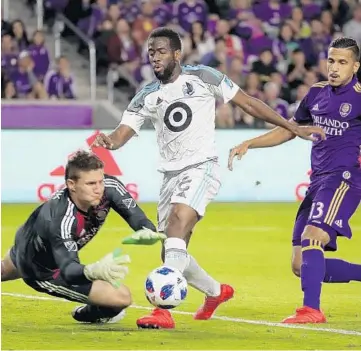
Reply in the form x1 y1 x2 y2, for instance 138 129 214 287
228 37 361 324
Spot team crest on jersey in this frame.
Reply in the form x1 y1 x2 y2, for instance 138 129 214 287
224 76 233 88
183 82 194 96
339 103 352 118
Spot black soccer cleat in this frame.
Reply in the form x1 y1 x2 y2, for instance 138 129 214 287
72 305 126 324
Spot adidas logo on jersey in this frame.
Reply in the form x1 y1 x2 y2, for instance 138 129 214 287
312 104 319 111
334 219 343 228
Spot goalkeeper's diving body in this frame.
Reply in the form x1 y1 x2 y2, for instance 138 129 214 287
1 151 163 324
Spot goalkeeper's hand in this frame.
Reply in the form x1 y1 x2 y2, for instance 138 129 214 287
122 227 166 245
84 248 130 287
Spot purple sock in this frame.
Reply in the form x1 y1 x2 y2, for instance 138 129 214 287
301 239 325 310
324 259 361 283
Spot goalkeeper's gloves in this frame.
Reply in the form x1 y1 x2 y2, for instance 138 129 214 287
84 248 130 287
122 227 166 245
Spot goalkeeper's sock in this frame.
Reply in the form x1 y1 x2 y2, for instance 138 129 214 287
183 255 221 297
324 258 361 283
164 238 189 273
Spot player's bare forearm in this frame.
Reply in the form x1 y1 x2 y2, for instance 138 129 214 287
247 127 296 149
94 124 136 150
108 125 136 149
231 90 298 133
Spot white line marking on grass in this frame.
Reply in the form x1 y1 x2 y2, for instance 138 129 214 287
2 292 361 336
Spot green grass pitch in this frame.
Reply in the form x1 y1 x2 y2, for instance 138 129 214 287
1 203 361 350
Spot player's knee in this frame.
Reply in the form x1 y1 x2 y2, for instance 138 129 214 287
166 204 198 237
301 225 330 246
113 285 132 308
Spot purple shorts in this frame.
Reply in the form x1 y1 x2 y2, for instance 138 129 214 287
292 169 361 251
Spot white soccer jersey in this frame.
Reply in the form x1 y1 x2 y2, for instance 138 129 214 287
120 65 240 172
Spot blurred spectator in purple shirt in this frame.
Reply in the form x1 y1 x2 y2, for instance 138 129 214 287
272 23 300 67
263 81 289 126
201 37 228 68
119 0 140 24
300 0 322 21
9 51 48 99
174 0 208 33
153 0 173 26
1 35 18 79
253 0 291 38
44 56 76 99
11 20 29 52
28 30 50 81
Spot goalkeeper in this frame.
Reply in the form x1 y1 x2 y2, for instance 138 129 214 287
1 150 165 324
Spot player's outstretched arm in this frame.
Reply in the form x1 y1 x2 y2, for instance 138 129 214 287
230 89 326 142
105 176 165 245
92 125 136 150
228 126 296 171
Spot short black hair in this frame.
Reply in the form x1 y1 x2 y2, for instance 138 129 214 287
65 150 104 181
329 37 360 61
148 27 182 52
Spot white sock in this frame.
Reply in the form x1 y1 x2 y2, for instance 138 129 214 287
183 255 221 297
164 238 189 273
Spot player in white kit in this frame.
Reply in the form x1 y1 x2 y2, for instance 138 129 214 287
93 27 325 329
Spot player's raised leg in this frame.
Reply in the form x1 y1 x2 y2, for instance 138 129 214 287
284 175 361 324
72 280 131 324
26 274 132 324
137 162 234 329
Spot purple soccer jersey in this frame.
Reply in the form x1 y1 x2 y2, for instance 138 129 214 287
9 70 33 97
174 0 208 32
28 44 50 80
253 1 291 29
153 4 172 26
119 2 140 23
44 70 76 99
292 78 361 250
1 53 18 76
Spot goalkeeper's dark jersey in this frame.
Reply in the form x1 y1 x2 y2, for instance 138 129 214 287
12 175 156 283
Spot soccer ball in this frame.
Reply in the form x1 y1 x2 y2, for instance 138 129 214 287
144 266 188 309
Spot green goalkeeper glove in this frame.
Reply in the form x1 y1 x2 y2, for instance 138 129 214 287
122 227 166 245
84 249 130 287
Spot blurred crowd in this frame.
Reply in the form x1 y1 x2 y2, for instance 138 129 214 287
1 17 76 100
2 0 361 128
